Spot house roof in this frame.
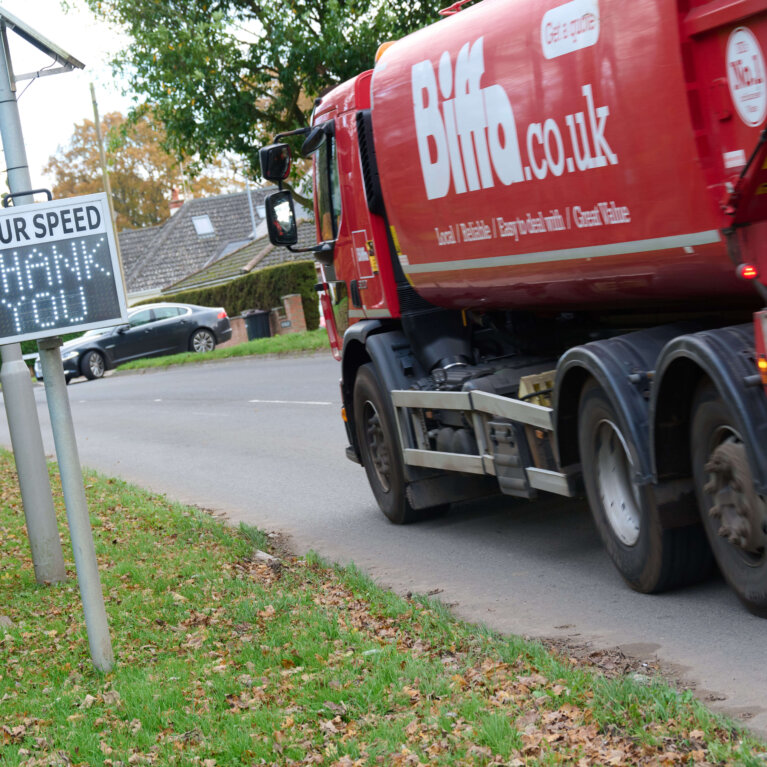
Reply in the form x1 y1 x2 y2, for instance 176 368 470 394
162 219 317 294
119 188 271 294
118 224 162 278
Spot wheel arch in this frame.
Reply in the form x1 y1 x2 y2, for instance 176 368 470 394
341 338 372 463
553 363 591 471
342 319 435 482
341 320 388 462
553 327 686 483
555 348 651 482
651 325 767 495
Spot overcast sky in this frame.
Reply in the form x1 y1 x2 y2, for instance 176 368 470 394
0 0 132 189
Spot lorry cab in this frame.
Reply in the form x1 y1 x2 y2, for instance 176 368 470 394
311 71 401 330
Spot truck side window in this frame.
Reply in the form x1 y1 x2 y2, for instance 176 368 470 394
316 136 341 242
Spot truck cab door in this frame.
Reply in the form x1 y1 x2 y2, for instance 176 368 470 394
348 228 388 319
337 108 391 322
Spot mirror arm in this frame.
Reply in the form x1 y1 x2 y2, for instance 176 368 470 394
274 127 311 142
287 240 336 255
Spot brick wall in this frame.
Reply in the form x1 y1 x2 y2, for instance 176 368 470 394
219 293 308 347
219 316 247 348
269 294 307 336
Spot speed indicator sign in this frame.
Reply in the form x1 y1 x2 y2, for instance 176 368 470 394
0 192 127 344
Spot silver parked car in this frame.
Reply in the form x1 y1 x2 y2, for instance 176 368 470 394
34 302 232 382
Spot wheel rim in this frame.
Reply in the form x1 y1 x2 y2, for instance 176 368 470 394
89 354 104 377
701 427 766 566
593 418 642 547
193 331 214 352
362 399 392 493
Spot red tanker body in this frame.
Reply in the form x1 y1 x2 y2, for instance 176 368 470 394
371 0 765 312
260 0 767 615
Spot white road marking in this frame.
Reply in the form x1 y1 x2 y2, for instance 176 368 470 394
248 399 332 406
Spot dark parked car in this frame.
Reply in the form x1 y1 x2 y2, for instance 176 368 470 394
34 302 232 382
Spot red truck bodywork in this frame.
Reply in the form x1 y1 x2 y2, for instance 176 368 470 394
267 0 767 615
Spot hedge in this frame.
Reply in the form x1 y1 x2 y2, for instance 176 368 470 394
21 333 80 360
138 260 320 331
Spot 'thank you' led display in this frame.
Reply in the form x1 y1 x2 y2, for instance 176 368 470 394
0 192 127 344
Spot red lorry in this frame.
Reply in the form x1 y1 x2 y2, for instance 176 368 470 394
260 0 767 616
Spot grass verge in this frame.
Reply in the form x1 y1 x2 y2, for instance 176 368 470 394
1 450 765 766
116 329 330 372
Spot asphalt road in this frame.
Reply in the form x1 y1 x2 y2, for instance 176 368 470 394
2 354 766 737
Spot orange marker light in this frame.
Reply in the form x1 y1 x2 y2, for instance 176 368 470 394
375 41 395 63
758 356 767 385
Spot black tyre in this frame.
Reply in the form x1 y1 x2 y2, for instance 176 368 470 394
691 381 767 617
579 380 712 593
190 328 216 353
353 363 437 524
81 350 105 380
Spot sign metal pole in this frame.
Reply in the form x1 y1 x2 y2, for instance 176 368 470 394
38 337 113 672
0 22 65 585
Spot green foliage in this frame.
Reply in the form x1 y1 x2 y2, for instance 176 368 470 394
44 112 241 230
82 0 446 178
139 260 320 330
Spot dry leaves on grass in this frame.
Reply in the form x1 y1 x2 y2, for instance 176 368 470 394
0 453 763 766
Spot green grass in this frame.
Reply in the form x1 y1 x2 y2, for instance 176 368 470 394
115 328 330 372
0 450 765 765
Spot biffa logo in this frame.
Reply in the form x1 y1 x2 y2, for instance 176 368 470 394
412 38 523 200
411 36 618 201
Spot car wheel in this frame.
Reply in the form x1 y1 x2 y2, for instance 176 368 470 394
190 328 216 353
578 379 712 593
81 351 105 380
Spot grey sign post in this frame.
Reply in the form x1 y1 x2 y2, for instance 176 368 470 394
0 193 126 672
0 10 85 586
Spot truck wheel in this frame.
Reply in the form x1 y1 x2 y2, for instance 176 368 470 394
578 380 710 593
353 363 422 524
691 381 767 617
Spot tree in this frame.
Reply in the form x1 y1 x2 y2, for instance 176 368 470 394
81 0 446 180
45 111 241 230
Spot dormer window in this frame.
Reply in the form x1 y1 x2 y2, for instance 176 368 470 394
192 214 215 236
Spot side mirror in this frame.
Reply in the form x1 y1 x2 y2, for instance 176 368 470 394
259 143 292 181
116 324 130 334
265 191 298 246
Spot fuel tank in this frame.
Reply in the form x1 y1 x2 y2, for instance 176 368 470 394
369 0 767 312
